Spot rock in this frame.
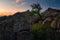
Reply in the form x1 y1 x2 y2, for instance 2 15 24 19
17 30 34 40
0 10 34 40
51 15 60 30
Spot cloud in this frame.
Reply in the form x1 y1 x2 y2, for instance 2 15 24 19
12 8 27 12
20 2 27 6
16 0 21 3
15 2 27 8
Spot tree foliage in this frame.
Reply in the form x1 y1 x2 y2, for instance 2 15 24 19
30 3 42 23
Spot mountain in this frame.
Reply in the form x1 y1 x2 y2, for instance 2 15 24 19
42 8 60 19
42 8 60 31
0 10 34 40
0 8 60 40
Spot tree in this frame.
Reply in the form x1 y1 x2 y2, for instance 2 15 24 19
30 3 42 23
31 3 42 18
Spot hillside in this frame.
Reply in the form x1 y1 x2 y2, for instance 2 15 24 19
42 8 60 30
0 8 60 40
0 10 35 40
31 8 60 40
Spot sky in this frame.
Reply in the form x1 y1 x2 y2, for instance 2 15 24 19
0 0 60 16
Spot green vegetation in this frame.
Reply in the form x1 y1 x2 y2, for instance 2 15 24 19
30 22 56 40
30 3 60 40
30 3 42 23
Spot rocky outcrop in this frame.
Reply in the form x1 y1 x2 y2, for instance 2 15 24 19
51 15 60 30
12 11 32 32
42 8 60 31
0 10 34 40
41 8 60 19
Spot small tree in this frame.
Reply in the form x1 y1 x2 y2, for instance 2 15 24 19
30 3 42 23
31 3 42 18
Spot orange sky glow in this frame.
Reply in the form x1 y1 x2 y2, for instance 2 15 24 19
0 0 60 16
0 0 29 16
0 7 28 16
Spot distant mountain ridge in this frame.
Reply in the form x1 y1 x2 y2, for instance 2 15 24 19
42 8 60 18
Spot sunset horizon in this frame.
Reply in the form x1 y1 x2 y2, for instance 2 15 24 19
0 0 60 40
0 8 28 16
0 0 60 16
